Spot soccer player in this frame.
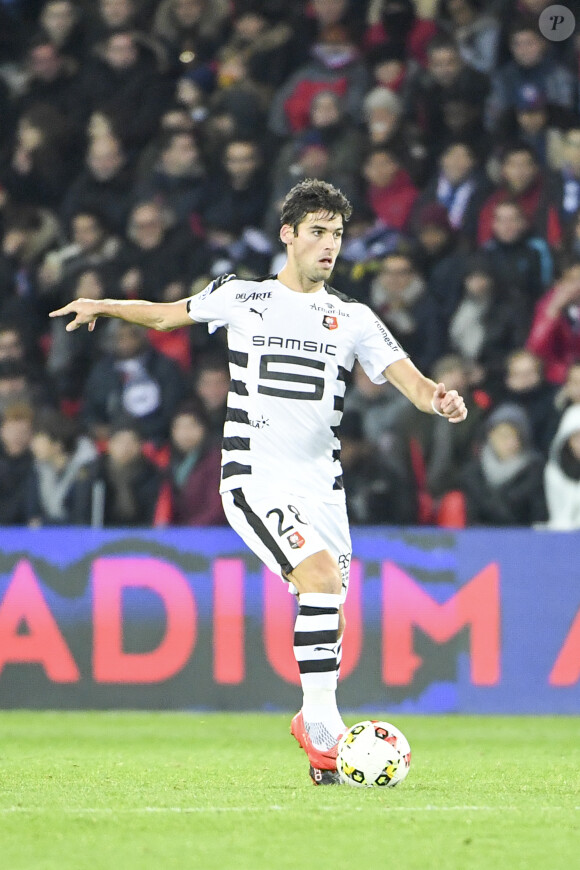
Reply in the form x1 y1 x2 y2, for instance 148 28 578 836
50 180 467 785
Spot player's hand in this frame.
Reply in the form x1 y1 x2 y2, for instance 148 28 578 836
432 382 468 423
49 298 101 332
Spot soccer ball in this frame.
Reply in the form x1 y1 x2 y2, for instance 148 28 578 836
337 720 411 788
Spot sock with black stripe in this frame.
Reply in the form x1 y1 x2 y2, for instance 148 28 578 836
294 592 345 750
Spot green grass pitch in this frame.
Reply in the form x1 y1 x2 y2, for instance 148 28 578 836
1 712 578 870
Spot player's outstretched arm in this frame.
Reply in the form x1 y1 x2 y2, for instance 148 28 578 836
49 297 193 332
383 358 467 423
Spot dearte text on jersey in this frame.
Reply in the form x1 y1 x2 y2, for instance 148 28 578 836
235 291 273 302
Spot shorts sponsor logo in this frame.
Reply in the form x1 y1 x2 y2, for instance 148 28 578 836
322 315 338 330
288 531 305 549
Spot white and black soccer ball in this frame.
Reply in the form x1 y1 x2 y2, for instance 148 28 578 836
337 720 411 788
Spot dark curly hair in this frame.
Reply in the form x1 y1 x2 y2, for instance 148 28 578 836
280 179 352 233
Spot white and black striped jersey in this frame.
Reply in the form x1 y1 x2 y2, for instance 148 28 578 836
186 274 408 501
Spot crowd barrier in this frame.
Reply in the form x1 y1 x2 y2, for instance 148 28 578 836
0 527 578 713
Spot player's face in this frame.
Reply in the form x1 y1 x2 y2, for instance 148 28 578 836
285 212 344 284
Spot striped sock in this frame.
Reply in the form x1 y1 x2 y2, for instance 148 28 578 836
294 592 344 749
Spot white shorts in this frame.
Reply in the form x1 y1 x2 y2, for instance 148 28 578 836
222 486 352 602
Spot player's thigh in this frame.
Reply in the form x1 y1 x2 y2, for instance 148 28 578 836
222 488 329 583
308 497 352 602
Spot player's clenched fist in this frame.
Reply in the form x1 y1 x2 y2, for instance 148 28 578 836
431 382 468 423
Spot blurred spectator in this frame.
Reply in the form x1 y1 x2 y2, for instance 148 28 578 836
82 320 186 444
414 139 490 240
554 359 580 417
0 402 34 525
76 28 173 150
71 418 162 526
25 407 97 525
544 405 580 529
561 208 580 262
526 259 580 384
395 353 486 499
265 124 357 241
153 0 230 69
0 3 27 64
38 0 89 63
494 84 574 169
460 402 547 525
0 104 80 209
406 34 489 146
0 360 47 417
88 0 148 44
16 35 81 120
204 72 268 147
329 205 405 300
480 196 554 304
0 319 56 402
37 208 122 295
363 0 437 67
486 17 576 132
167 400 226 524
413 201 465 282
545 127 580 230
446 256 529 393
272 89 364 196
339 409 417 524
61 133 134 235
134 107 206 196
46 267 115 401
438 78 493 164
368 249 443 372
203 138 269 234
362 144 418 231
268 22 370 137
119 200 208 302
214 1 296 98
365 39 418 101
362 86 428 185
298 0 366 56
342 359 409 450
436 0 500 74
0 205 60 335
499 348 558 454
174 68 213 125
133 128 209 223
190 355 230 443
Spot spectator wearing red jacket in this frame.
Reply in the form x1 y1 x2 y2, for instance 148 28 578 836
167 401 226 525
362 144 418 231
477 142 562 248
527 259 580 385
363 0 437 68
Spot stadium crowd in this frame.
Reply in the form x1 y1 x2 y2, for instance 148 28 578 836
1 0 580 529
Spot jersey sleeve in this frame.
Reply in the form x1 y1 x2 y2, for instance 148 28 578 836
355 306 408 384
185 273 237 333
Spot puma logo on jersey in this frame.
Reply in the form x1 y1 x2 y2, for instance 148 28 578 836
249 307 267 319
